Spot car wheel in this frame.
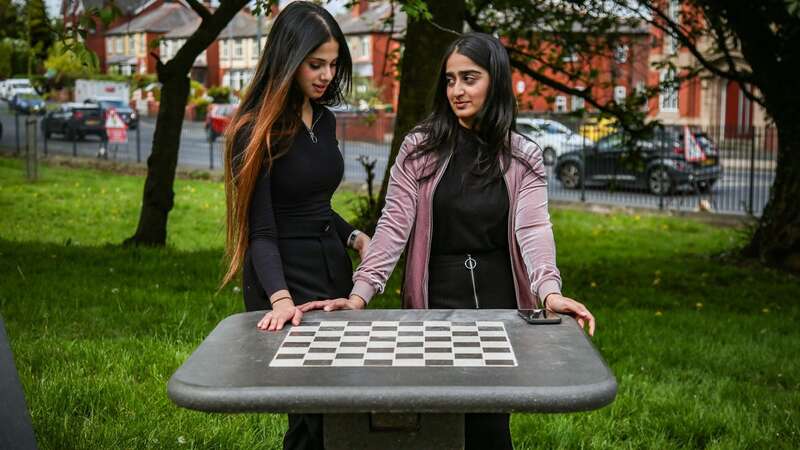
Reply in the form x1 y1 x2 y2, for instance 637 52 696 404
559 162 582 189
543 147 557 166
648 167 674 195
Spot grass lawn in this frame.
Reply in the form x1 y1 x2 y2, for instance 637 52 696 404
1 156 798 449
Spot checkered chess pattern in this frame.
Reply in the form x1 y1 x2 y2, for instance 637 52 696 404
269 320 518 367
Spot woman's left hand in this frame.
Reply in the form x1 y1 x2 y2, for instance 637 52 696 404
545 294 596 336
353 233 371 260
299 295 367 313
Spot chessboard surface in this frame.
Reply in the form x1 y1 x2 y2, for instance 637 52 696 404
270 320 518 367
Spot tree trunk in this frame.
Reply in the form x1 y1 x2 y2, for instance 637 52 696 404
123 0 249 246
123 74 190 246
374 1 466 215
743 118 800 272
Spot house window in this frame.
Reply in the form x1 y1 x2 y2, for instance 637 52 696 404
571 87 585 111
360 36 370 58
660 68 679 112
115 37 123 54
614 86 627 104
159 39 167 57
554 96 567 113
222 71 230 87
614 44 629 64
106 38 114 55
251 39 259 61
140 34 147 54
665 0 680 54
234 39 243 59
221 40 229 58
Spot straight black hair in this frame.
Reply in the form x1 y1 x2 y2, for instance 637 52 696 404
408 32 519 183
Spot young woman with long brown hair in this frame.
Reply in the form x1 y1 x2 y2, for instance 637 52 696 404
221 2 369 448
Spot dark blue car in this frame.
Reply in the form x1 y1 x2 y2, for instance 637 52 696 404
10 93 46 115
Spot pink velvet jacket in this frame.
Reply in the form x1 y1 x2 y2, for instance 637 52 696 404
351 131 562 309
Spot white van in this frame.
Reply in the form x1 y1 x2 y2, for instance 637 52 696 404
1 79 34 101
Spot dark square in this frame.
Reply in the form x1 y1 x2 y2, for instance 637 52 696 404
425 336 451 342
480 336 507 342
454 353 483 359
319 326 345 332
395 353 423 359
339 341 367 347
483 347 511 353
453 331 479 337
275 354 304 359
347 321 372 326
425 360 454 366
399 321 424 326
372 326 398 332
399 331 424 336
424 347 452 353
453 342 480 347
366 347 394 353
344 331 370 336
313 336 341 342
307 347 336 353
364 359 393 366
485 360 515 366
478 326 504 332
397 342 423 347
370 336 396 342
334 353 364 359
425 326 450 332
303 360 333 366
282 342 310 347
452 321 475 327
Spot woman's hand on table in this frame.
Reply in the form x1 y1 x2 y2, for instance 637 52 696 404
298 295 367 313
257 297 303 331
545 293 596 336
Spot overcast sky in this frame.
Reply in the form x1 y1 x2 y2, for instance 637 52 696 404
45 0 347 19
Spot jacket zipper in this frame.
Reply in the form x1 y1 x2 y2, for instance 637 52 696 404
422 151 453 309
501 162 522 309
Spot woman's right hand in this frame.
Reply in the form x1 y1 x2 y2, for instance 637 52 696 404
298 295 367 313
257 299 303 331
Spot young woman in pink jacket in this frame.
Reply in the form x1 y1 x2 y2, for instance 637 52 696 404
302 32 596 448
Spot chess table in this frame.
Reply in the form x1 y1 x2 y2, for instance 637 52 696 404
168 309 616 449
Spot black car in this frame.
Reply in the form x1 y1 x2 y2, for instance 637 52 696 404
41 103 106 141
554 128 722 195
85 98 138 129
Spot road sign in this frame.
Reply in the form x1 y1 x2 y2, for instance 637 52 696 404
105 108 128 144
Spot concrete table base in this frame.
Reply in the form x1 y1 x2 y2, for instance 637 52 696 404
324 413 463 450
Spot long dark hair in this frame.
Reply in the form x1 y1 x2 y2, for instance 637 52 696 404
409 32 518 182
222 1 352 287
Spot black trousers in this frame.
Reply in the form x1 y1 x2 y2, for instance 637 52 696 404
243 221 353 450
429 249 517 450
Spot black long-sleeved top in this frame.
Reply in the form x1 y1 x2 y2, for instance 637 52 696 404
236 103 354 298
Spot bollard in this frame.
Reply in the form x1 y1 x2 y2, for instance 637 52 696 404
136 124 141 163
209 136 214 170
25 117 38 181
15 111 21 156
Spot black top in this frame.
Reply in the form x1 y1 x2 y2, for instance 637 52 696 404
239 103 354 298
431 127 510 255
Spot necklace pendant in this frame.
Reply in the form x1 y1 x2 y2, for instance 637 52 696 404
309 131 318 144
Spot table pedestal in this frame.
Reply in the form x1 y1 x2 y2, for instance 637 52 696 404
324 413 464 450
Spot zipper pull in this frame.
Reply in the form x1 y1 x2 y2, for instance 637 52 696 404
308 130 318 143
465 254 479 309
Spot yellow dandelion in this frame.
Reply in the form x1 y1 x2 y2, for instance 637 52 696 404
655 311 663 316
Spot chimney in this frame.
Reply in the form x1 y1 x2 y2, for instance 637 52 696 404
351 0 369 17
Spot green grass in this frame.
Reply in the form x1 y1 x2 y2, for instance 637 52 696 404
1 156 798 449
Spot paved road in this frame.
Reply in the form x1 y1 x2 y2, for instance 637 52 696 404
1 105 773 216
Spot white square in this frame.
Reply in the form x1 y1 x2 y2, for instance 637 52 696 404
332 359 364 367
424 321 450 327
452 336 480 343
424 330 451 337
423 351 454 360
270 359 304 367
321 321 348 327
424 341 452 348
371 321 398 327
396 326 424 332
316 331 344 337
305 352 335 360
477 330 507 337
394 359 425 367
370 331 397 337
453 359 484 367
275 347 308 354
340 335 370 342
452 347 482 354
309 341 340 348
395 346 424 354
476 321 504 327
481 341 510 348
396 336 424 342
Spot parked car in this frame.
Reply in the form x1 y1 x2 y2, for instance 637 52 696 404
516 117 593 165
554 127 722 195
85 97 138 129
0 78 34 101
205 103 238 141
41 103 106 141
10 92 46 114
